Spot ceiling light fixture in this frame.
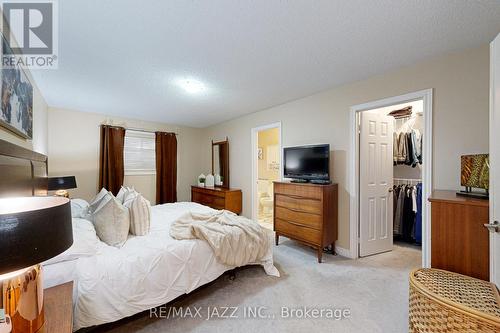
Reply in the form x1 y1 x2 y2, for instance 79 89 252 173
175 78 206 94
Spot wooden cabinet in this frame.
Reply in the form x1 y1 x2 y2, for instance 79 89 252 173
191 186 242 214
274 182 338 263
429 191 489 280
41 281 73 333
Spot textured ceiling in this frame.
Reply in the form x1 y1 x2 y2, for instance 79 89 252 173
31 0 500 127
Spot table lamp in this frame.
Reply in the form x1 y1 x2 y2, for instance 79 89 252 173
47 176 77 198
0 197 72 333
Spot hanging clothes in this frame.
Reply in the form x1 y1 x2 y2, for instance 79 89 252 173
414 183 423 244
393 129 422 167
393 183 422 244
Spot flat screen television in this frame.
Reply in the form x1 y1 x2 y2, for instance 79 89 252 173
283 144 330 181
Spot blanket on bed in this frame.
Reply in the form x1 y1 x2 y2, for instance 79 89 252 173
170 209 279 276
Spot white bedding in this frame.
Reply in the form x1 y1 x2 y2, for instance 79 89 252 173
43 202 277 331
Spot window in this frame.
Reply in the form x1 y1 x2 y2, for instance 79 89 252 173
124 130 156 175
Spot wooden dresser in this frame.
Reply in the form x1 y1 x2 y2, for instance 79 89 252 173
191 186 242 214
274 181 338 263
429 191 489 280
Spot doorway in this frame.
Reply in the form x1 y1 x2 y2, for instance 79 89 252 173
349 90 433 267
251 122 282 230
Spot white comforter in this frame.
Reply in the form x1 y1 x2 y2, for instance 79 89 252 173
43 202 278 331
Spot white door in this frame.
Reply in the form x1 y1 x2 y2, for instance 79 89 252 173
489 33 500 285
359 112 394 257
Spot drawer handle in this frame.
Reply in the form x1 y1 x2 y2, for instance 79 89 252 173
284 220 308 228
280 194 320 201
278 205 321 216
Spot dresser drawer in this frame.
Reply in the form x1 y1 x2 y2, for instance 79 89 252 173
274 182 322 200
192 192 225 207
274 206 322 230
192 186 225 198
275 218 321 244
275 194 322 215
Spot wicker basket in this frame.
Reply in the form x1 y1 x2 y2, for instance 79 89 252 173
409 268 500 333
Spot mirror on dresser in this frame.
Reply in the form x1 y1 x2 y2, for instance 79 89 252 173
212 138 229 188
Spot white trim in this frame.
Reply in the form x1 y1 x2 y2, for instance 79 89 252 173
251 122 283 221
334 246 351 258
348 89 433 266
489 37 498 284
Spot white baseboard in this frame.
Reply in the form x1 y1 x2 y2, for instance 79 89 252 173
335 246 353 259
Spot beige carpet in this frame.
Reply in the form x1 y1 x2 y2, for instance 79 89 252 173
89 240 421 333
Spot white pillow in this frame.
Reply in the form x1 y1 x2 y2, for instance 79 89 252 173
124 194 151 236
92 197 130 248
88 188 111 214
122 188 139 206
70 199 89 218
42 218 101 265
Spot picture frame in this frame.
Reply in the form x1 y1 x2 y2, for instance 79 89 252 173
0 34 34 139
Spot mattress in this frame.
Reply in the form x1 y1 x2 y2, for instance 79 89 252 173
43 202 248 331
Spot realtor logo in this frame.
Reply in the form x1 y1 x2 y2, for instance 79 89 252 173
1 0 58 68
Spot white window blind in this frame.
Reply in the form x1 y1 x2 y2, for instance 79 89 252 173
124 130 156 175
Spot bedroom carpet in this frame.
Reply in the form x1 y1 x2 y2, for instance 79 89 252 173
91 240 421 333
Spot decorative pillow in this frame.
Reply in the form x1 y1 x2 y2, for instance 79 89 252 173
70 199 90 218
92 197 130 248
123 194 151 236
88 188 111 214
116 186 134 203
42 218 101 265
122 188 140 206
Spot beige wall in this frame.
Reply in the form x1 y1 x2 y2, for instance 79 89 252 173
258 128 280 181
48 108 203 203
201 45 490 251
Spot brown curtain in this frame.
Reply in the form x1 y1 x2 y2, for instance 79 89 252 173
219 143 229 187
98 125 125 195
155 132 177 204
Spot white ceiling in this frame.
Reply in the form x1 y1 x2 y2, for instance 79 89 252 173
31 0 500 128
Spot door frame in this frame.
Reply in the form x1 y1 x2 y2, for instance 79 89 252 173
251 122 283 222
490 35 500 285
348 89 433 267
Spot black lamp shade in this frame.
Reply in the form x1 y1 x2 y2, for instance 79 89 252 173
48 176 77 191
0 196 73 275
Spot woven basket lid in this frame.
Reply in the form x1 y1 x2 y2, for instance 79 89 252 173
413 268 500 318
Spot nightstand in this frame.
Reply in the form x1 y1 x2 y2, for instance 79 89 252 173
41 281 73 333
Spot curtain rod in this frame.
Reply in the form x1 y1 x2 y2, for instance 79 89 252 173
99 124 179 135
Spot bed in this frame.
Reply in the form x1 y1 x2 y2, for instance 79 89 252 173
44 201 277 331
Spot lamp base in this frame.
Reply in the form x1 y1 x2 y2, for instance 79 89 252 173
54 190 69 198
0 265 45 333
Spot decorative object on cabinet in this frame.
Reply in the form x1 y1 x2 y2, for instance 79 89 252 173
214 174 222 186
198 174 206 187
429 190 489 280
191 186 242 214
409 268 500 332
205 174 215 187
48 176 77 198
274 181 338 263
212 138 229 188
457 154 489 199
0 196 73 333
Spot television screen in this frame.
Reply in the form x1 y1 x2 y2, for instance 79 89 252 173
284 144 330 180
461 154 489 190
